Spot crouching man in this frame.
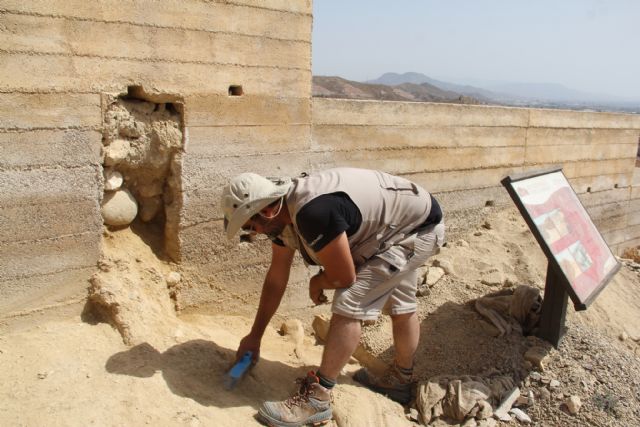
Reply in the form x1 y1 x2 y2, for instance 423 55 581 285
221 167 444 426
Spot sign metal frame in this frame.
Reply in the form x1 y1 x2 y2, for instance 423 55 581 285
501 167 620 345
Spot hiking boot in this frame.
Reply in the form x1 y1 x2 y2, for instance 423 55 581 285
258 371 332 427
353 363 414 405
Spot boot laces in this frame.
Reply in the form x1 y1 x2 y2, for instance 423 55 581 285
284 376 315 409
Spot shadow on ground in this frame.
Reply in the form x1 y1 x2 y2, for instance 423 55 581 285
105 339 312 409
376 300 544 383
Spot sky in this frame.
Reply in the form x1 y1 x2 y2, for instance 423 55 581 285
312 0 640 99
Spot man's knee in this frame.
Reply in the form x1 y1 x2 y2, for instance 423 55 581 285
390 311 417 323
330 312 361 326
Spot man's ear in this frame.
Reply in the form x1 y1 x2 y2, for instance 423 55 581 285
258 205 276 220
260 205 273 216
260 198 284 220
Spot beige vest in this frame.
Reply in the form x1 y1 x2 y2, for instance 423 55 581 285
284 168 432 266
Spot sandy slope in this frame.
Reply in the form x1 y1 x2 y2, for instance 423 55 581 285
0 312 411 426
1 206 639 426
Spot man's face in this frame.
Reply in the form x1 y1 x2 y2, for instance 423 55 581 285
241 212 286 239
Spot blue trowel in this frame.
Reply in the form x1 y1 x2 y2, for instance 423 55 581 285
224 351 253 390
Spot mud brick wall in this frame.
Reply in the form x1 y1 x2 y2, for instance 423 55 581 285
311 99 640 255
0 0 313 314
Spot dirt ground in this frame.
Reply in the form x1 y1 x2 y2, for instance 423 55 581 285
1 206 639 426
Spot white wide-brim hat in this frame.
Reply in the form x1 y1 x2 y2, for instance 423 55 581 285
222 173 292 239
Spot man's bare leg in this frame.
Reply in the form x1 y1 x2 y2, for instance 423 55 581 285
350 311 418 404
390 311 419 369
318 313 361 380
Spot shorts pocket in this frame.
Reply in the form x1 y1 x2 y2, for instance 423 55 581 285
374 244 412 271
351 238 381 265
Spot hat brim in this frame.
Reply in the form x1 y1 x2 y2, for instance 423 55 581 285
224 183 291 240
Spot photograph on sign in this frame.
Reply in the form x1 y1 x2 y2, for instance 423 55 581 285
510 171 618 304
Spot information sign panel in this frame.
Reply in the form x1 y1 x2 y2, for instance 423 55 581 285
502 168 620 310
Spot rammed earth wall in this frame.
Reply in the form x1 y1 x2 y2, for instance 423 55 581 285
311 99 640 254
0 0 639 316
0 0 313 314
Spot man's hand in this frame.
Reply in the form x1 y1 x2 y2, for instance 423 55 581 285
235 334 261 365
309 271 329 305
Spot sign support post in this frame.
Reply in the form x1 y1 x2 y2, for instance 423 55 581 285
538 263 569 347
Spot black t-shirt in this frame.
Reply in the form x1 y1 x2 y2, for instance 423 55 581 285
270 192 362 251
297 192 362 251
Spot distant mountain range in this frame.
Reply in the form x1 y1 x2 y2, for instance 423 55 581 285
313 72 640 113
312 76 483 105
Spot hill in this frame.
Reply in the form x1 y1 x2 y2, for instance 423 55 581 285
364 72 640 113
313 76 483 105
368 72 500 102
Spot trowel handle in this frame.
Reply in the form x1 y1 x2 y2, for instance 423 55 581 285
229 351 253 378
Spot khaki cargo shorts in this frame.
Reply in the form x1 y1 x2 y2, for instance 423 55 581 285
332 221 445 320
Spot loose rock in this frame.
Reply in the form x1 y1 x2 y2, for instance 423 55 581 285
426 266 446 286
516 390 535 407
524 346 548 371
166 272 181 287
509 407 531 423
565 395 582 415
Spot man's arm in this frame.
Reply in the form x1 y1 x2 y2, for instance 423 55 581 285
236 242 295 362
309 232 356 304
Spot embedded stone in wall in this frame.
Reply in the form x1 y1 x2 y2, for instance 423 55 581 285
101 188 138 226
103 168 123 191
101 91 184 261
104 139 131 166
103 99 182 179
138 180 164 198
139 196 162 223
